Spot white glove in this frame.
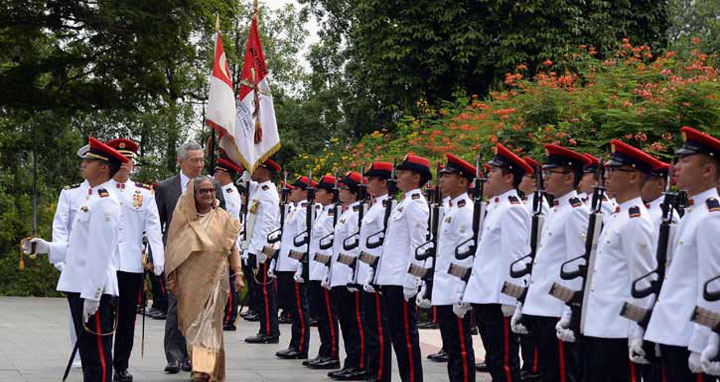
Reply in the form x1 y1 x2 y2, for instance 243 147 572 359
362 269 376 293
242 256 248 266
153 264 164 276
415 283 431 309
555 313 576 343
82 299 100 323
702 332 720 376
347 286 359 293
54 262 65 272
23 238 50 255
689 351 703 374
294 266 304 284
403 285 419 302
628 337 649 365
240 170 252 183
267 259 276 279
511 304 528 335
363 282 376 293
453 302 472 319
321 275 331 290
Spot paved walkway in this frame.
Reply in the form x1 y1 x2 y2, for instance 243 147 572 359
0 297 492 381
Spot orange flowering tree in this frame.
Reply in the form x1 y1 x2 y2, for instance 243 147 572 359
294 38 720 176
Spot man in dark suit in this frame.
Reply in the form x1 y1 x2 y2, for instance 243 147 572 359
155 142 226 374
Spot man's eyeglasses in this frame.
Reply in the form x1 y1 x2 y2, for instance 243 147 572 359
197 188 216 195
541 170 570 178
605 167 637 175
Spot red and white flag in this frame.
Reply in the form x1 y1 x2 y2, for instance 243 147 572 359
206 26 244 168
235 15 280 172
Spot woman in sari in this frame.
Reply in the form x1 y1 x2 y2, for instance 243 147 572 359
165 176 244 382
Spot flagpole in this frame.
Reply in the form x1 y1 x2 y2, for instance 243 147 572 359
208 14 221 176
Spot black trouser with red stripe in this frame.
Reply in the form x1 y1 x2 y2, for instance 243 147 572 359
114 271 143 372
252 258 279 337
224 268 239 327
149 272 167 312
437 305 476 382
67 292 115 382
525 315 578 382
381 286 423 382
277 272 310 354
582 336 642 382
659 344 718 382
331 286 366 370
473 303 521 382
362 290 392 381
308 280 338 359
520 333 538 375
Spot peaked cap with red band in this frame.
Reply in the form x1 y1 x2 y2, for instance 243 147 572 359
543 144 590 172
488 143 533 176
280 181 295 190
583 153 600 173
293 176 317 190
650 158 671 178
216 158 243 174
606 140 657 174
483 164 491 174
440 153 476 180
522 156 539 176
317 175 337 190
260 158 282 173
396 154 433 180
343 171 365 188
84 137 129 164
106 139 139 159
676 126 720 159
364 162 393 179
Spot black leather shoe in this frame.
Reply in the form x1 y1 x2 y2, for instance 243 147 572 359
244 334 280 344
303 355 324 367
328 368 351 378
427 349 448 362
223 324 236 331
164 361 181 374
243 313 260 322
275 348 308 359
113 369 133 382
308 357 340 370
475 361 488 372
181 359 191 372
240 310 257 318
309 318 318 327
333 368 367 381
416 321 438 329
521 370 540 381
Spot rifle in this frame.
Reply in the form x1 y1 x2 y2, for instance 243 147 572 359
314 172 340 267
265 171 289 267
410 163 442 300
448 156 486 282
548 158 606 335
341 167 367 287
290 171 315 281
362 160 398 288
502 163 545 304
689 275 720 335
619 170 677 328
676 190 688 218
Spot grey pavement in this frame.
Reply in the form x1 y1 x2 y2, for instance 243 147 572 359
0 297 492 381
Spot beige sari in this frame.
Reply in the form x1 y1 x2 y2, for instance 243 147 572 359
165 180 241 382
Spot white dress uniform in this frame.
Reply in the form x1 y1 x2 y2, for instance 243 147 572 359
49 180 121 300
523 190 588 317
111 179 165 273
581 197 656 339
463 189 531 306
432 193 474 306
329 203 360 287
221 181 242 222
374 188 429 290
646 187 720 350
579 191 616 225
243 180 280 265
358 194 388 286
277 202 305 272
309 204 335 281
523 191 550 217
52 180 91 246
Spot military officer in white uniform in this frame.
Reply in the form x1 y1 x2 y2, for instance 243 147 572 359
579 152 617 223
214 158 243 331
302 175 340 370
645 127 720 380
462 143 532 382
357 162 393 382
25 137 128 382
374 154 431 382
106 138 164 382
243 158 281 344
511 144 590 382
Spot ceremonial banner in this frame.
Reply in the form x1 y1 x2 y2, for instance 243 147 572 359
234 15 280 172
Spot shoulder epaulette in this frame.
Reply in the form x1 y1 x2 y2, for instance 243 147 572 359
98 188 109 198
411 193 420 200
628 206 641 218
63 183 81 190
135 182 153 190
353 205 361 212
707 198 720 212
458 199 467 208
262 184 270 191
225 187 234 193
569 197 582 208
508 195 521 205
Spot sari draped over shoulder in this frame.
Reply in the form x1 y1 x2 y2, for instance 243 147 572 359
165 180 241 382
